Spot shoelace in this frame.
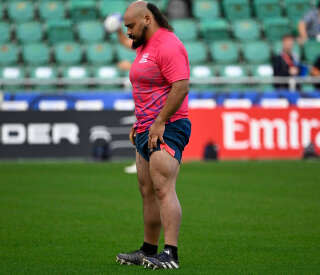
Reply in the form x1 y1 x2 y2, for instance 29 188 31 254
156 251 171 262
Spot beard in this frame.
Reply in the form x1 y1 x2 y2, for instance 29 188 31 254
131 26 148 49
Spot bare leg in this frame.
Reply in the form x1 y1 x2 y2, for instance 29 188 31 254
149 150 181 246
136 152 161 245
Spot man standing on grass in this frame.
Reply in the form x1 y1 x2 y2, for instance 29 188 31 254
115 0 191 270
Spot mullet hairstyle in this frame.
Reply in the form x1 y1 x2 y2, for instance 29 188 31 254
146 2 174 32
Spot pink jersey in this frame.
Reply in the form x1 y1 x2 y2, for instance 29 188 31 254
129 28 190 133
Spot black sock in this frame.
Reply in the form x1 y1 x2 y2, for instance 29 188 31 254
164 244 178 261
140 242 158 256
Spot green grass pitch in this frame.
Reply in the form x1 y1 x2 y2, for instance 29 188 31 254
0 161 319 274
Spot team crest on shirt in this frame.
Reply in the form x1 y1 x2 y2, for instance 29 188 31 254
139 53 149 63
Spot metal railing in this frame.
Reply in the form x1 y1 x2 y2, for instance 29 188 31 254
0 76 320 91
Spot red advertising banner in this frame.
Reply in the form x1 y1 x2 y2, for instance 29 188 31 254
184 107 320 160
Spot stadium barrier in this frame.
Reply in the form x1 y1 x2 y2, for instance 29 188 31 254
0 111 136 160
1 76 320 91
184 107 320 160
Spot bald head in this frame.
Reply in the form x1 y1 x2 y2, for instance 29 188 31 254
125 1 149 18
123 1 158 49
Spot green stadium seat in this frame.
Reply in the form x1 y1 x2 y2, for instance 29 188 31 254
199 19 230 41
23 43 50 66
210 41 239 64
243 41 271 64
193 0 220 19
254 0 282 20
92 66 121 90
190 65 214 90
251 64 273 77
39 1 65 21
147 0 169 11
0 44 19 66
233 19 261 41
0 66 26 93
115 45 136 62
218 65 248 91
8 1 34 23
47 20 74 44
171 19 198 42
0 4 3 20
0 23 11 43
223 0 251 20
61 66 90 91
285 0 311 21
54 42 82 65
304 41 320 63
185 41 208 64
99 0 127 17
70 0 98 22
219 65 247 77
86 43 113 65
272 40 301 60
263 17 291 41
16 22 43 44
29 66 57 92
78 21 104 43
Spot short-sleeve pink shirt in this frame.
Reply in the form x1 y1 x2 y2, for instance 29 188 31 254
129 28 190 133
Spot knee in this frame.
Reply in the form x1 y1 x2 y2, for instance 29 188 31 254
153 185 169 201
138 179 155 199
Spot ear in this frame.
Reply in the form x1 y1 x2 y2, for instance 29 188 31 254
144 14 151 26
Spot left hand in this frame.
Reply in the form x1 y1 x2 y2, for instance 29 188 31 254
148 119 165 150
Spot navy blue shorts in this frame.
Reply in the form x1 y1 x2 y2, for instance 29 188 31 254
135 118 191 163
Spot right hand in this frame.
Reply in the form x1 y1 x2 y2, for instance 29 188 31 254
289 66 299 76
129 126 136 146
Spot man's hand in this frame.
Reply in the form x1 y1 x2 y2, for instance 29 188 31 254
289 66 299 76
148 119 165 150
129 125 136 146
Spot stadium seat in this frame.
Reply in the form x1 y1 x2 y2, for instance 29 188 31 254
61 66 90 91
0 66 25 93
8 1 34 23
223 0 251 20
193 0 220 19
171 19 198 42
254 0 282 20
147 0 169 12
199 19 230 41
92 66 121 90
115 45 136 62
284 0 311 22
250 64 274 90
233 19 261 41
243 41 271 64
184 41 208 64
0 4 3 21
190 65 215 90
54 42 82 65
69 0 98 22
304 41 320 63
39 1 65 21
272 40 301 60
78 21 105 43
0 44 19 65
16 22 43 44
23 43 50 66
217 65 248 91
99 0 127 17
29 66 57 92
0 23 11 43
263 17 291 41
47 20 74 44
86 43 113 65
210 41 239 64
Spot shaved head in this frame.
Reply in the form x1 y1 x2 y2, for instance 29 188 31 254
123 1 173 49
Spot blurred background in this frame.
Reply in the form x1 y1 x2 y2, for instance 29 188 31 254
0 0 319 161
